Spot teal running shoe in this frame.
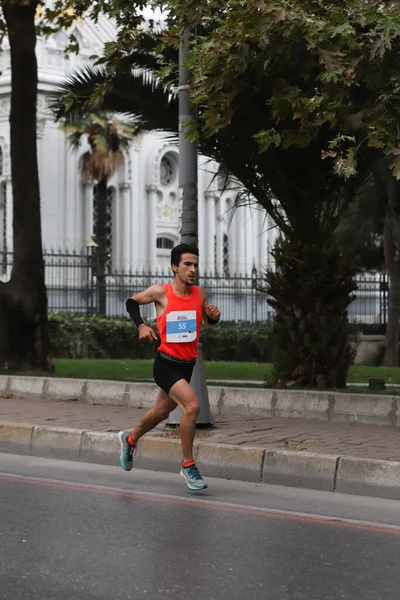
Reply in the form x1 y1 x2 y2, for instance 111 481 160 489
118 431 135 471
180 463 208 491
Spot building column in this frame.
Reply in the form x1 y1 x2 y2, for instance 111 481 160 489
198 163 205 262
215 195 223 274
36 119 46 194
245 206 253 274
131 145 141 270
82 182 93 246
65 151 79 249
146 185 157 271
235 206 245 274
58 135 67 246
6 179 12 254
258 210 266 270
205 192 216 274
252 209 260 270
119 183 131 270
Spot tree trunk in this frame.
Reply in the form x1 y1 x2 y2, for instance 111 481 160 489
382 178 400 366
94 179 108 315
0 1 51 370
384 269 400 366
376 162 400 366
265 237 357 389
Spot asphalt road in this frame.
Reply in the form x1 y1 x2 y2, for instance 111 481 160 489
1 454 400 600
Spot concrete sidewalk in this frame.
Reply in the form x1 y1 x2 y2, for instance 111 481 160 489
1 394 400 501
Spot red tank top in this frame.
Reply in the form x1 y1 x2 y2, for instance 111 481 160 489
157 283 204 360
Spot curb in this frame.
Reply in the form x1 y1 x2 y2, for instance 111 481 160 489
0 375 399 427
1 421 400 500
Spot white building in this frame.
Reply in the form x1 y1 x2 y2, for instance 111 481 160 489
0 14 277 272
0 13 282 320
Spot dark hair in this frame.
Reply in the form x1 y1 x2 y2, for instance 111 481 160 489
171 243 199 267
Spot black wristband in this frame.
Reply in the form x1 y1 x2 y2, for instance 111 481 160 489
207 316 220 326
126 298 145 328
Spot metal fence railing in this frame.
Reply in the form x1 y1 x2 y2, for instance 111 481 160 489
348 273 388 327
0 249 389 325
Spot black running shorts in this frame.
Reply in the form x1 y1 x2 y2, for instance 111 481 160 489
153 353 196 394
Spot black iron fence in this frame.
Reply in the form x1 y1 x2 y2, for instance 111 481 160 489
0 249 389 325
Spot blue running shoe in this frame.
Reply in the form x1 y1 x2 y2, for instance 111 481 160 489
180 463 208 491
118 431 135 471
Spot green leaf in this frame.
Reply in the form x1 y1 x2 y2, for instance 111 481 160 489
254 129 282 153
367 137 385 149
318 48 345 72
330 23 355 38
370 37 387 60
328 134 356 150
390 157 400 180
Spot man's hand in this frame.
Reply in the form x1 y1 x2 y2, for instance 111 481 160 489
206 304 221 323
138 324 158 341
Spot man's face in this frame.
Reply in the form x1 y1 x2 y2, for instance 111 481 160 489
174 252 199 286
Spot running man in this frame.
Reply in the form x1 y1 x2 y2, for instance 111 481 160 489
119 243 221 490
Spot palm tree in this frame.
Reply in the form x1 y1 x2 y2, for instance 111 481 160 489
49 36 376 387
64 114 135 314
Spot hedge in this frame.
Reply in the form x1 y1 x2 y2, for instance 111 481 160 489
48 313 273 362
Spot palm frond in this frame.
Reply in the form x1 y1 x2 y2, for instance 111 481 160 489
49 62 178 134
65 129 84 150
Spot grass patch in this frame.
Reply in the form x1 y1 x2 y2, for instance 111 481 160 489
0 359 273 383
0 359 400 386
347 366 400 385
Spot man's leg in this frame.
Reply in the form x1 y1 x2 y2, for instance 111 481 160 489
167 379 207 490
167 379 200 463
129 389 177 442
118 389 176 471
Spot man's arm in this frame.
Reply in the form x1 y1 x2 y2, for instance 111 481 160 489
199 288 221 326
126 285 164 340
129 284 165 306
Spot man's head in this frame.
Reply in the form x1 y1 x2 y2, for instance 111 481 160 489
171 243 199 286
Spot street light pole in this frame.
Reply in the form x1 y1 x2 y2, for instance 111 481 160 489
167 28 214 426
178 28 197 247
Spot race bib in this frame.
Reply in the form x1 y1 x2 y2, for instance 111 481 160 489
166 311 197 343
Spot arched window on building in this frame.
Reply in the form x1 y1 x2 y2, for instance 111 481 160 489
156 236 174 250
93 184 114 271
223 233 230 276
156 235 175 272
